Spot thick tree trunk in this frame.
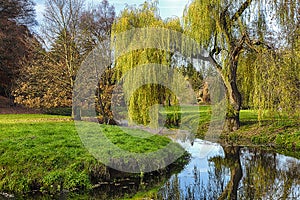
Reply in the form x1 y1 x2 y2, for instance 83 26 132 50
225 112 240 131
223 60 242 132
224 91 241 131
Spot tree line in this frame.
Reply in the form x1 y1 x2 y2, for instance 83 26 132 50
0 0 299 131
0 0 36 102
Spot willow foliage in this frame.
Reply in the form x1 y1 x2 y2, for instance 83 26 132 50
237 2 300 119
112 1 185 126
184 0 299 122
238 46 299 119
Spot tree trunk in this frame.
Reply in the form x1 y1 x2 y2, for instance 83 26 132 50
223 60 242 132
72 105 81 120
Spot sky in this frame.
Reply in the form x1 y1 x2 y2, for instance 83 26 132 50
34 0 190 25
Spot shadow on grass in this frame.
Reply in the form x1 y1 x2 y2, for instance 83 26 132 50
240 120 257 126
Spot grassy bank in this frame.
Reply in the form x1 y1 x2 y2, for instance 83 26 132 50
163 106 299 156
0 114 188 197
221 110 300 157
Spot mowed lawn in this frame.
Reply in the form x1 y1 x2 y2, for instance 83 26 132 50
0 114 97 194
0 114 183 195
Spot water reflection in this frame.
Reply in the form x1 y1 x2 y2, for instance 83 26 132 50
158 139 300 200
239 148 300 199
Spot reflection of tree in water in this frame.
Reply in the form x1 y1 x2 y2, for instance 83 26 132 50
157 145 300 200
239 148 277 199
184 164 229 199
157 147 233 199
159 174 182 199
239 148 300 199
210 146 243 200
204 162 230 199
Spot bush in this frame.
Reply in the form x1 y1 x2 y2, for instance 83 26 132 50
164 113 181 128
43 107 72 116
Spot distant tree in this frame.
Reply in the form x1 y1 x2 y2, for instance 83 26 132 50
78 0 115 56
0 0 36 98
41 0 83 90
14 40 74 108
78 0 116 123
14 0 85 114
178 63 205 103
13 0 116 120
0 0 36 26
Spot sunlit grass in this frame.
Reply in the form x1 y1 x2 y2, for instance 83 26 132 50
0 118 94 194
161 106 299 152
0 107 298 196
0 114 185 195
0 114 71 123
102 125 171 153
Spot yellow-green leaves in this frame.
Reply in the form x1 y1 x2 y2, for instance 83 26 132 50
183 0 217 47
111 2 185 126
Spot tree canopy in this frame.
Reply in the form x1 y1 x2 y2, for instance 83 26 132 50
0 0 36 98
13 0 116 117
112 1 187 127
184 0 299 130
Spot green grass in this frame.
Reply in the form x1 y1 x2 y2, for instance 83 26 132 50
0 114 70 123
0 114 186 196
240 109 258 122
160 105 212 137
1 108 298 196
223 109 300 156
162 106 299 154
121 185 161 200
0 116 96 194
104 126 171 152
164 106 299 152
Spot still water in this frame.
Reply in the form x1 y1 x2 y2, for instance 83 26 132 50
157 139 300 200
72 139 300 199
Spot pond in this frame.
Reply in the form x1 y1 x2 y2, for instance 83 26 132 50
157 139 300 199
75 139 300 200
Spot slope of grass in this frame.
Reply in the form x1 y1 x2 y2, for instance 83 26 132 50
222 109 300 156
0 114 187 196
162 105 299 154
0 116 99 194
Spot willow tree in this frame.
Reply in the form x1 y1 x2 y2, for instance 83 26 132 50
237 2 299 119
184 0 299 131
112 1 184 126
